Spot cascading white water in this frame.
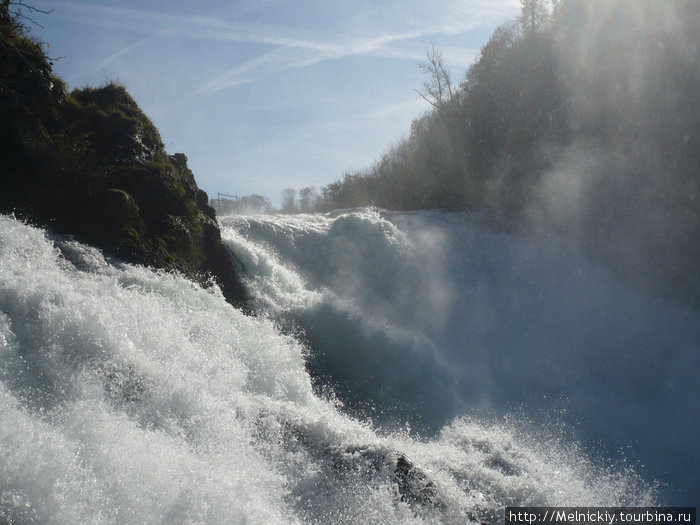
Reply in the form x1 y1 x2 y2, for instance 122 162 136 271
0 211 689 523
219 209 700 505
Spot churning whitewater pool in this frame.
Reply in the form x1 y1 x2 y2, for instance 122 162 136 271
0 210 696 523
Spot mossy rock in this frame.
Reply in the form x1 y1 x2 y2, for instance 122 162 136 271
0 14 249 308
101 189 144 231
66 83 163 164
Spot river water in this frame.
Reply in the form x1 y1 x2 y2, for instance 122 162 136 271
0 210 696 523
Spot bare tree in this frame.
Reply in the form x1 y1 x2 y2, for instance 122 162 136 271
415 45 454 110
3 1 53 28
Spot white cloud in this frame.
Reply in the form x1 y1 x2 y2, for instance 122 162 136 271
92 31 165 71
44 0 518 94
197 30 428 93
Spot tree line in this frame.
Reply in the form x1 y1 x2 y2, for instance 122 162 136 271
308 0 696 215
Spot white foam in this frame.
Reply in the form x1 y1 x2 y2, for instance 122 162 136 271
0 215 664 523
223 209 700 504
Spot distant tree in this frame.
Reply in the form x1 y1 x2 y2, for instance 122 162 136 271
320 181 342 211
298 186 319 213
248 194 273 214
519 0 550 34
280 188 297 214
415 45 454 110
234 194 272 214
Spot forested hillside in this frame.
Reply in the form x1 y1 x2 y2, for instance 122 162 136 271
312 0 700 305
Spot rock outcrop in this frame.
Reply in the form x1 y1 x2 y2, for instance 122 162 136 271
0 10 247 307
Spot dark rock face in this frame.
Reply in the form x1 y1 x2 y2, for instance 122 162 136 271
0 12 248 307
393 453 441 509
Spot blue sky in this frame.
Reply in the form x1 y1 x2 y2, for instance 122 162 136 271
30 0 520 206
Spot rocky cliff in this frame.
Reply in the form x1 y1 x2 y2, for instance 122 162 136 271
0 9 247 307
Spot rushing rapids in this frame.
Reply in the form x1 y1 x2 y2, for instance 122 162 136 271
219 209 699 504
0 210 695 523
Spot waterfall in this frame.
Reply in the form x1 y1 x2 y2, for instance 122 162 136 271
2 210 691 523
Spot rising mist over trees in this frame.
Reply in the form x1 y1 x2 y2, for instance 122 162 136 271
318 0 697 214
306 0 699 304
